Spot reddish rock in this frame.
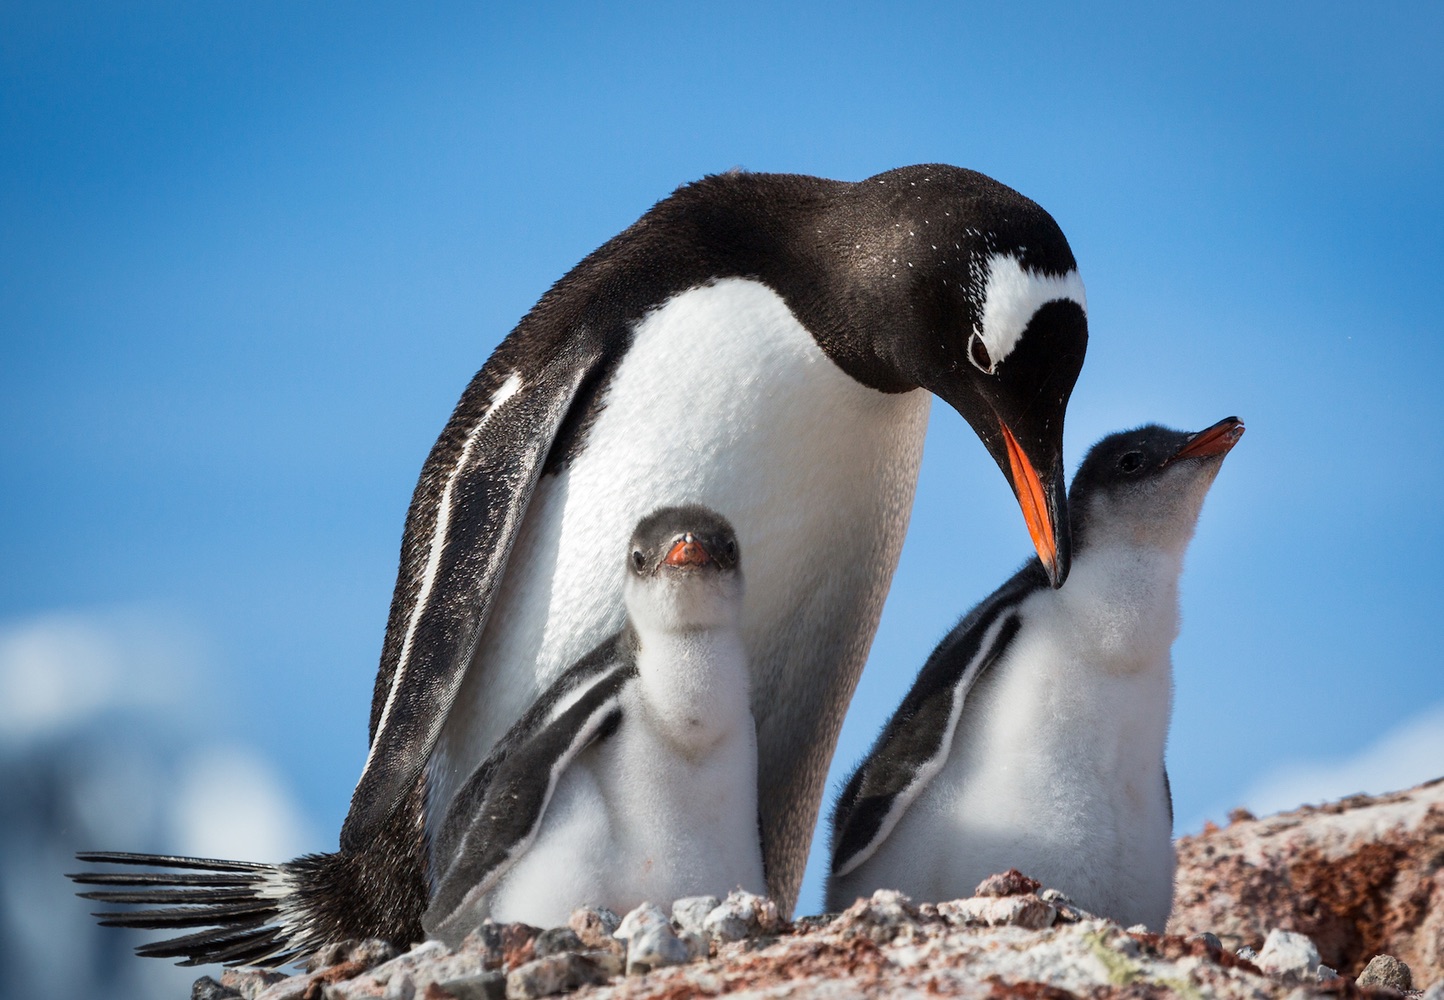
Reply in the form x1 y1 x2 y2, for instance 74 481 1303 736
975 869 1044 898
1168 776 1444 978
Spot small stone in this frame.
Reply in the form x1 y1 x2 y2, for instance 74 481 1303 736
434 971 507 1000
500 923 543 970
1357 954 1413 991
1236 946 1259 962
581 948 624 978
220 968 289 999
672 894 721 933
1227 807 1256 824
1126 923 1149 934
385 974 418 1000
531 927 584 958
306 940 354 972
192 976 244 1000
504 953 608 998
1036 888 1095 923
702 908 750 943
567 906 620 949
677 926 709 960
1198 932 1223 952
834 889 924 943
1256 928 1322 983
350 938 403 968
939 894 1056 929
700 889 780 942
625 924 691 975
973 868 1042 897
460 923 507 969
1315 965 1338 981
614 902 670 941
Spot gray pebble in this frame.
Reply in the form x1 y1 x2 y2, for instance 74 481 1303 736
1198 933 1223 951
505 953 608 999
581 948 624 978
677 926 710 960
532 927 584 958
568 906 620 949
192 977 244 1000
672 894 721 933
1316 964 1338 981
1037 888 1095 923
350 938 403 968
625 924 691 975
219 968 288 999
383 973 416 1000
702 909 751 943
701 889 779 942
436 971 507 1000
460 922 508 968
614 902 670 941
1236 946 1259 962
1357 954 1413 991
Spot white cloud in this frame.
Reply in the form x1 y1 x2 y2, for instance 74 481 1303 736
171 745 321 861
1236 701 1444 817
0 608 205 741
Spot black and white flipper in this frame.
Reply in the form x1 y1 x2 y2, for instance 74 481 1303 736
345 340 606 847
424 646 633 940
828 568 1038 880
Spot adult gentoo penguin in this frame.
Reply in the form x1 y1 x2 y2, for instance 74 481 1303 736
71 164 1088 960
424 505 763 941
826 417 1244 928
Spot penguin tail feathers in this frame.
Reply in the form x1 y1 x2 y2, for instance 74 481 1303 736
68 851 341 968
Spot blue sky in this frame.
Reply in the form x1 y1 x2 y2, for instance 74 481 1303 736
3 0 1442 927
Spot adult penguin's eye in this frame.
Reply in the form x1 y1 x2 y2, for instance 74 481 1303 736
1118 452 1144 473
631 549 645 571
968 333 994 374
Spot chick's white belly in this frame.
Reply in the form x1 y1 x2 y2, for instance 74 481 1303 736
485 693 765 927
836 611 1175 928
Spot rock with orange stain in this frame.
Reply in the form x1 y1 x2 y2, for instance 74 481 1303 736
1168 777 1444 980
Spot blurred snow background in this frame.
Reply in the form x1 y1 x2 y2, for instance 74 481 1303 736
0 610 318 999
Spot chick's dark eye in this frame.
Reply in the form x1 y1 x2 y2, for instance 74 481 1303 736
968 333 994 373
725 540 737 557
631 549 645 570
1118 452 1144 473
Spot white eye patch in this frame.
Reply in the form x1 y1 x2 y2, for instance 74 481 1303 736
973 253 1087 373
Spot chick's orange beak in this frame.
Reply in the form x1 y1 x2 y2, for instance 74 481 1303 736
663 535 712 567
1170 416 1245 462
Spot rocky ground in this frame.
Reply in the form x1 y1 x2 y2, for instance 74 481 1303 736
195 778 1442 1000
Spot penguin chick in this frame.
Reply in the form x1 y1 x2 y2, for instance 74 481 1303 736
423 504 763 943
826 417 1244 928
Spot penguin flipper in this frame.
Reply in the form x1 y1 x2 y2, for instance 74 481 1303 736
422 650 634 939
343 335 608 849
830 566 1040 879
